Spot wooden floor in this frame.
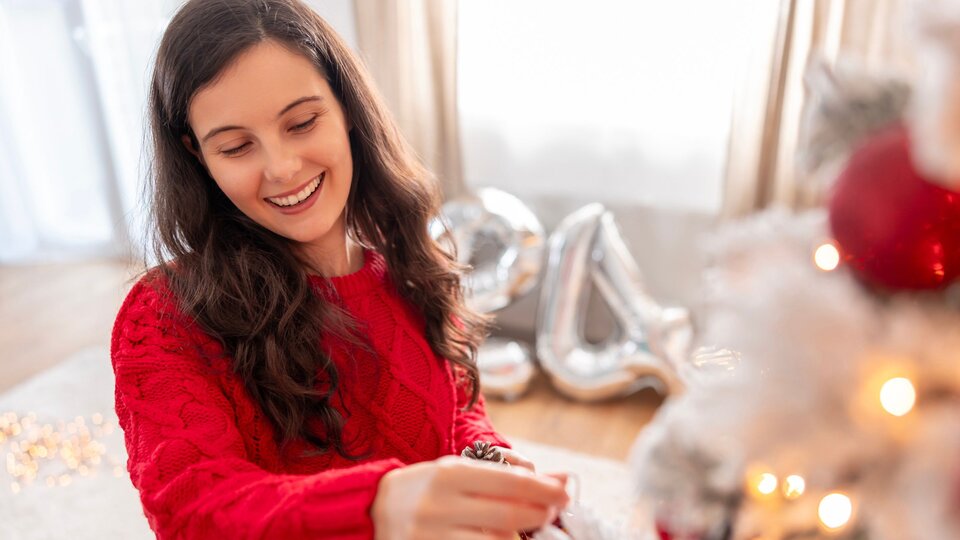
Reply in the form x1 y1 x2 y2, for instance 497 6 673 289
0 258 661 461
0 259 139 394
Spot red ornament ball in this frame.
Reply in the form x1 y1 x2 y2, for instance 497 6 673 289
828 124 960 290
655 519 705 540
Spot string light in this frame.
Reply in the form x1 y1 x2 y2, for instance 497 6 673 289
814 243 841 271
756 473 778 495
1 411 121 493
879 377 916 416
782 474 805 499
746 467 779 499
818 492 853 529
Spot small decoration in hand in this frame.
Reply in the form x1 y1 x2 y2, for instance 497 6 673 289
461 441 506 465
461 442 528 538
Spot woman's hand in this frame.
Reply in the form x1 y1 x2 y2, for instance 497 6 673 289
371 455 569 540
491 446 535 473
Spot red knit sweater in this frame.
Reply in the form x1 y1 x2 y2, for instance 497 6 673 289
111 250 510 539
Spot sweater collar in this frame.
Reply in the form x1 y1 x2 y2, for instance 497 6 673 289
308 249 388 299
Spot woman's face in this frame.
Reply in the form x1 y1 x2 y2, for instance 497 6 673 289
185 40 353 257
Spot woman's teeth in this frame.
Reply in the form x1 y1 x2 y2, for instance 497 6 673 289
267 174 323 207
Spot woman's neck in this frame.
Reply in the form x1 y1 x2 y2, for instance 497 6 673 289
299 237 365 278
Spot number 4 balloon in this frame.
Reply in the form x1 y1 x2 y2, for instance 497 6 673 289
433 193 693 401
536 204 693 401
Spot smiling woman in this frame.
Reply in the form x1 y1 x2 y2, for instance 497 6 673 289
112 0 570 538
182 41 356 274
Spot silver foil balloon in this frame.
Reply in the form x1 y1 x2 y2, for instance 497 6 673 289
472 337 536 401
430 188 546 313
536 204 693 402
430 188 546 398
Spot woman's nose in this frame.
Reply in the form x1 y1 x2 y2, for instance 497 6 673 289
262 142 302 183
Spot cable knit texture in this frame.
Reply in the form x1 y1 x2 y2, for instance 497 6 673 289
111 250 510 539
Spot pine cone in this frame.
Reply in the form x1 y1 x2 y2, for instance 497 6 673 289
461 441 505 464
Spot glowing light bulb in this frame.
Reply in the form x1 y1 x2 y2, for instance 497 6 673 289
814 243 840 271
818 492 852 529
782 475 805 499
756 473 778 495
880 377 916 416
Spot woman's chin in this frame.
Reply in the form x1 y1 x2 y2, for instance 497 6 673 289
284 230 337 248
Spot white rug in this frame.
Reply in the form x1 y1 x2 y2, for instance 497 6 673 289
0 347 634 539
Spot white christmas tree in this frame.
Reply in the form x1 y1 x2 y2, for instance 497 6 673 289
536 2 960 539
628 3 960 537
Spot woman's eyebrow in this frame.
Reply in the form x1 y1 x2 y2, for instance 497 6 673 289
200 95 325 144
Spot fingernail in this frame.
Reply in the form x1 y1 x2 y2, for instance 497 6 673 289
547 472 568 486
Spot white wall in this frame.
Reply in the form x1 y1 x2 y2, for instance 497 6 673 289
305 0 358 51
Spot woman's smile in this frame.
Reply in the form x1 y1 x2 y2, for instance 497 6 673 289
265 172 325 214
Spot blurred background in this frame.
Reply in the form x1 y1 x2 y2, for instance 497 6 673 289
0 0 916 459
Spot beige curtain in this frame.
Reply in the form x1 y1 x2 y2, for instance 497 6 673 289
353 0 466 200
721 0 913 218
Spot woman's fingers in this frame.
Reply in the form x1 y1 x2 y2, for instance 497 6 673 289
496 447 536 472
372 456 570 539
452 493 557 532
450 529 516 540
435 458 569 508
543 472 569 488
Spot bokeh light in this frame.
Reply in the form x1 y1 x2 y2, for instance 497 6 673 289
879 377 916 416
783 474 805 499
818 492 853 529
814 243 841 271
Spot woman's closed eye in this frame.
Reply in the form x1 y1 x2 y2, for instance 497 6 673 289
290 114 318 133
218 115 320 157
220 142 250 156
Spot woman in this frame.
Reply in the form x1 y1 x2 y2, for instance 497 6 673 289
111 0 568 538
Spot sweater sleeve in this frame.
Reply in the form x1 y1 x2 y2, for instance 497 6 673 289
452 375 512 452
111 280 403 540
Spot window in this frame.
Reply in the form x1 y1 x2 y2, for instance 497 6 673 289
0 0 355 263
457 0 779 213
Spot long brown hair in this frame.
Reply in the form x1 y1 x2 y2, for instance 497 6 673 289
147 0 488 457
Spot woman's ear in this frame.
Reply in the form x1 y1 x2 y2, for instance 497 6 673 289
181 134 206 165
